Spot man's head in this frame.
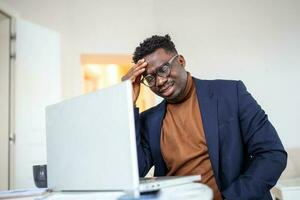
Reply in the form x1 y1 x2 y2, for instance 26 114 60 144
133 35 188 103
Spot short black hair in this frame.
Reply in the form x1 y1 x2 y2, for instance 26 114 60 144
132 34 177 64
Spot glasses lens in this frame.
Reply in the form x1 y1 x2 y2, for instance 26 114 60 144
143 75 155 87
141 55 177 87
157 65 171 77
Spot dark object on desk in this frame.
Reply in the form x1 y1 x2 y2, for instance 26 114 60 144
33 164 47 188
118 191 160 200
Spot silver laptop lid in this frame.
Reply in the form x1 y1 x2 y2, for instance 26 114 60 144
46 80 139 192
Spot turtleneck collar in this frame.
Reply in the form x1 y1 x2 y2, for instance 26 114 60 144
167 72 193 104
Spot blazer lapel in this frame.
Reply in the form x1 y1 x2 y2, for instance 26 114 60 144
194 78 220 185
151 100 168 176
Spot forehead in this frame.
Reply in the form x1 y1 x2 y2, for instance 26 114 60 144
144 48 173 73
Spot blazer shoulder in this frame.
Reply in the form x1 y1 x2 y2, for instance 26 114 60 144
200 79 238 87
194 78 240 98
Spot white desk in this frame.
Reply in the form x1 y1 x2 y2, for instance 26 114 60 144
2 183 213 200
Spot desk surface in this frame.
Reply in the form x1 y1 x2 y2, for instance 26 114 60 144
6 183 212 200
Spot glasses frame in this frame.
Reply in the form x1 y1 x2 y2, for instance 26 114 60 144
140 54 178 87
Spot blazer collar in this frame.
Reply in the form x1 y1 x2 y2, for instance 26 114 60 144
193 78 220 186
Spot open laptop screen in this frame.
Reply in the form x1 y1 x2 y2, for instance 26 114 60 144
46 81 139 192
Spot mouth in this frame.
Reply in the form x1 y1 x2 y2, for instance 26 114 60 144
159 82 175 97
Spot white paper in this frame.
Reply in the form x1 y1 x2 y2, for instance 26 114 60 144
0 188 48 199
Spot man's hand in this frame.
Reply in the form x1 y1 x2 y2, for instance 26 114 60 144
121 59 147 105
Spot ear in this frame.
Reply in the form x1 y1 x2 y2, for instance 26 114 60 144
178 55 186 67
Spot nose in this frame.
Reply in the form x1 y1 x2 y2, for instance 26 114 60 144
155 76 168 87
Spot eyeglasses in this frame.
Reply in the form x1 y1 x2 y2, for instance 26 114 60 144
140 54 178 87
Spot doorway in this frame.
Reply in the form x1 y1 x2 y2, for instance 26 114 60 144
81 54 156 112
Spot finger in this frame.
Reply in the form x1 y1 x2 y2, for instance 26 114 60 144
122 60 147 81
129 61 147 76
122 65 141 81
133 62 147 73
133 67 145 78
130 68 145 82
137 58 145 65
136 61 147 68
129 60 145 73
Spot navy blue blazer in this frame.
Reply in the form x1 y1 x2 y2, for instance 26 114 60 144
134 78 287 200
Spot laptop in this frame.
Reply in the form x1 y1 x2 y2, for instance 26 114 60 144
46 80 200 197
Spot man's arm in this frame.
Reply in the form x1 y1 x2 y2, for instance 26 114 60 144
121 57 151 176
134 107 153 177
222 81 287 199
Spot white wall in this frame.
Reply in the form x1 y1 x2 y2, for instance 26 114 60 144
153 0 300 148
0 0 299 149
0 0 157 99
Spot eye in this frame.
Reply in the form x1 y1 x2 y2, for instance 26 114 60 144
159 65 169 73
145 75 155 83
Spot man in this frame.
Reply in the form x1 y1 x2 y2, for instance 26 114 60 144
122 35 287 200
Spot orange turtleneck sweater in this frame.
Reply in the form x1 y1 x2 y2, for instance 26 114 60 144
160 73 222 200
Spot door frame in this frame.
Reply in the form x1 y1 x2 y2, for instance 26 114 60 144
0 8 16 190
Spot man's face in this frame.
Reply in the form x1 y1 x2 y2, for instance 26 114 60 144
143 48 188 103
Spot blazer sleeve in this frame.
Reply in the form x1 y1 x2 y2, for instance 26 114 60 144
134 107 153 177
222 81 287 200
